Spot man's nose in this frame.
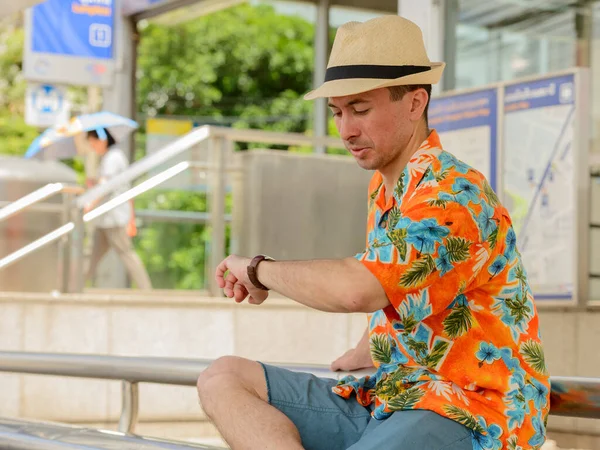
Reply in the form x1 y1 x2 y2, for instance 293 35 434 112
338 115 360 142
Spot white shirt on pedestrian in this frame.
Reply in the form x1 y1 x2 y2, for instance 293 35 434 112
96 146 132 229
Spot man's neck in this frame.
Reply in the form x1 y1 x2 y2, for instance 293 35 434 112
381 124 430 202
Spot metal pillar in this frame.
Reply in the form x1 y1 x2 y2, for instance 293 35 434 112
208 137 227 297
398 0 458 93
99 8 139 290
103 13 138 160
591 5 600 154
575 1 593 68
313 0 330 154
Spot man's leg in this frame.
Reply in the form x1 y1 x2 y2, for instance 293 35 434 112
346 409 473 450
197 356 372 450
197 356 304 450
105 227 152 289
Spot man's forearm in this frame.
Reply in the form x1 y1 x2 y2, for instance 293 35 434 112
256 258 387 313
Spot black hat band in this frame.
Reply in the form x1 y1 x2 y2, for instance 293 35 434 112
324 64 431 82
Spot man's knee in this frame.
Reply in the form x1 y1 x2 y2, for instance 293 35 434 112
197 356 268 406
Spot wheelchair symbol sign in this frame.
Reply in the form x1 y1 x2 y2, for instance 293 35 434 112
32 84 63 114
26 83 70 127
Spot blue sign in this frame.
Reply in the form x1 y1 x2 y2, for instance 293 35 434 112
429 88 498 189
32 0 114 60
505 74 575 112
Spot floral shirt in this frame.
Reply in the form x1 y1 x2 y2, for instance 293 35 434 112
334 130 550 450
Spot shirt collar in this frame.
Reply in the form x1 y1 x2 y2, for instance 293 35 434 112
392 129 443 206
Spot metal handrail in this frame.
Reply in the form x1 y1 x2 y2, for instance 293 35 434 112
76 125 343 209
0 417 220 449
0 183 84 223
0 161 192 271
0 351 597 437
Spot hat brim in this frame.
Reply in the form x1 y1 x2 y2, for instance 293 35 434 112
304 62 445 100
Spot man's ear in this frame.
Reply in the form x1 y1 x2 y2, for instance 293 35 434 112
409 89 429 122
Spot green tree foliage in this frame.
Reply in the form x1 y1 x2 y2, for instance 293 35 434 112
137 3 315 136
0 21 39 156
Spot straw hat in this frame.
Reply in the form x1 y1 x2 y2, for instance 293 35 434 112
304 15 445 100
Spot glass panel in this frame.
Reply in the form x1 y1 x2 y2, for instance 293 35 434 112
131 188 232 291
455 4 577 89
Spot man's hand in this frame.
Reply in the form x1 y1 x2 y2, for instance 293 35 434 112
215 255 269 305
330 348 375 372
331 327 374 372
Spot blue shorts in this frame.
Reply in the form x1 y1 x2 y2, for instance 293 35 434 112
261 363 473 450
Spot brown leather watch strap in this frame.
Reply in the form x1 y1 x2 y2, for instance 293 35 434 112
247 255 274 290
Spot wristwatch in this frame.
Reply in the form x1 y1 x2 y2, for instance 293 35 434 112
247 255 275 290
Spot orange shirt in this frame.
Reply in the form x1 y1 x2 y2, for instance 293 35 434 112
334 130 550 449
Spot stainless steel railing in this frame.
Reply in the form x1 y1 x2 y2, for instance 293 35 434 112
0 183 84 223
0 352 361 435
0 161 195 273
0 351 598 436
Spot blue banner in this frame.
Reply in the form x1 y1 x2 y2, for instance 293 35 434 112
429 89 498 189
32 0 114 60
504 74 575 113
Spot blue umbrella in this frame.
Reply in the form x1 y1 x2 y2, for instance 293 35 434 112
25 111 138 160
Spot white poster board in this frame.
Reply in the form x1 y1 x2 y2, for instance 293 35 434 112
502 72 587 304
432 69 590 306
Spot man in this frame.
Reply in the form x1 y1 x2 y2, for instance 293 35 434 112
85 128 152 290
197 15 549 450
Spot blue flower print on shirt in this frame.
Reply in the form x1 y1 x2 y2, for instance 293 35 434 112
524 378 549 411
406 218 450 254
471 416 503 450
488 255 508 278
528 414 546 448
439 152 472 174
452 177 482 206
476 342 502 365
504 227 518 262
476 201 497 241
506 394 527 430
435 245 454 275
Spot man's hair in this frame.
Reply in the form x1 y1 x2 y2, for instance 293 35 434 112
387 85 432 125
87 128 116 148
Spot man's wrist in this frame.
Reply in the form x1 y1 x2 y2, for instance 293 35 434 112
247 255 275 290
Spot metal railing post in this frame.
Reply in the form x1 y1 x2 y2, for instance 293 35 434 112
208 137 226 297
229 147 243 256
58 192 73 293
118 381 139 434
69 207 86 293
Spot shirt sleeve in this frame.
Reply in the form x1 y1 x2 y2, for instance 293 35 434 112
356 193 492 325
